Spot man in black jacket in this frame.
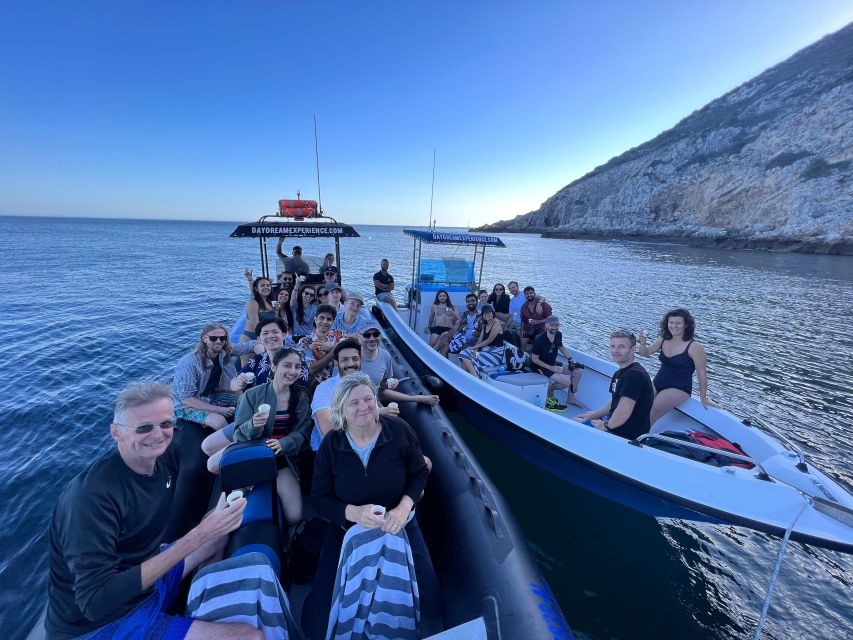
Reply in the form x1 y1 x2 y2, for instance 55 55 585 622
45 382 259 640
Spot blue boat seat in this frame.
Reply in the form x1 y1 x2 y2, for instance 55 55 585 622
219 441 285 577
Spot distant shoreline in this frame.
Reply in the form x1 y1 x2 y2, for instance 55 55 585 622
472 228 853 256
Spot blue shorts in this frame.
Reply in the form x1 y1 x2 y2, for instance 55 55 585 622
81 561 191 640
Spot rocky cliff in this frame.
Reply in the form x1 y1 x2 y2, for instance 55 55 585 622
477 24 853 254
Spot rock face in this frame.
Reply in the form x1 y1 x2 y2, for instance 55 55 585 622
478 24 853 254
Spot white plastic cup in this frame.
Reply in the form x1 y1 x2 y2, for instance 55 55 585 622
388 402 398 410
387 377 398 389
257 403 270 419
244 372 255 384
371 505 386 517
227 490 244 505
272 301 280 308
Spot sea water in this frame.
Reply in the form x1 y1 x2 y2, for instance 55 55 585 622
0 216 850 639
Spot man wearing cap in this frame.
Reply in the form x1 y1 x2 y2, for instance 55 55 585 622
530 316 584 411
331 291 370 335
373 258 397 310
276 240 310 276
322 264 338 281
324 282 343 313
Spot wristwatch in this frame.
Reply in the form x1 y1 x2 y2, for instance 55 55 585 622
603 419 609 430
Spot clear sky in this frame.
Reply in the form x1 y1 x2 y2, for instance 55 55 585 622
2 1 852 227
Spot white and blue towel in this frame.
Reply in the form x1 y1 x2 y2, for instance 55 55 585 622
326 525 420 640
187 552 297 640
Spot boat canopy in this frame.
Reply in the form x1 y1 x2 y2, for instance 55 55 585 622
403 228 506 331
230 221 360 239
403 229 506 248
230 212 360 281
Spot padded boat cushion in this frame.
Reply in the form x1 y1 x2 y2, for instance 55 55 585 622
226 520 283 576
220 441 277 491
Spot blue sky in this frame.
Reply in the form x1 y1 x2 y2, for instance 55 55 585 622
2 1 852 227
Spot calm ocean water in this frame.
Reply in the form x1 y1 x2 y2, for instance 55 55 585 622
0 215 850 639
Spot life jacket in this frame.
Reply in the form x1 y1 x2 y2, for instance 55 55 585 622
650 430 754 469
689 431 753 469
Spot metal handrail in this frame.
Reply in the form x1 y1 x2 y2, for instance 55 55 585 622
635 432 772 480
743 416 809 473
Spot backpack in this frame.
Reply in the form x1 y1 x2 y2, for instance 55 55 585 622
504 344 530 372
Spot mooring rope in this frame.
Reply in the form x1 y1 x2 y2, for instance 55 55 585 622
751 497 811 640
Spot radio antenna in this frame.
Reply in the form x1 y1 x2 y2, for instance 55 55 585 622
314 115 323 215
428 149 436 228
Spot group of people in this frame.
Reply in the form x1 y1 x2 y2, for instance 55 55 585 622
426 281 584 409
428 281 711 437
44 255 441 640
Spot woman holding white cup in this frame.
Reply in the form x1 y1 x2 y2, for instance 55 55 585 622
302 373 441 638
202 347 312 525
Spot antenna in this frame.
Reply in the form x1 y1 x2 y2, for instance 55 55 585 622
428 149 436 228
314 115 323 215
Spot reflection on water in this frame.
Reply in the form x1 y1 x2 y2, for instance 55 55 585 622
0 218 850 638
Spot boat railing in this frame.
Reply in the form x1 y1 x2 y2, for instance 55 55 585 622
634 433 772 481
742 416 809 473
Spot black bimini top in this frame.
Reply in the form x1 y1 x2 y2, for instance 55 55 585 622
231 220 361 239
403 229 505 247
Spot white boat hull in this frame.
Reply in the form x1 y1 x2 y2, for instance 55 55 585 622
376 303 853 554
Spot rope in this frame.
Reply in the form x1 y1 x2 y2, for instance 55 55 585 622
751 497 811 640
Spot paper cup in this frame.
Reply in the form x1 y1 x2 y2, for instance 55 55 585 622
257 403 270 414
244 372 255 383
227 490 244 505
371 505 386 517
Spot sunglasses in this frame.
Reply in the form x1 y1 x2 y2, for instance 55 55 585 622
206 335 227 342
303 291 315 298
126 420 177 435
363 331 381 338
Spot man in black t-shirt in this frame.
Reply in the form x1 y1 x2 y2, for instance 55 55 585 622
373 258 397 309
530 316 584 411
45 382 257 640
575 329 654 440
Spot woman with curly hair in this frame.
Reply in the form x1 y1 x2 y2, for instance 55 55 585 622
638 308 712 424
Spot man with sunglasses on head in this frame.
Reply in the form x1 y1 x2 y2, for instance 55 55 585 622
172 323 262 431
359 319 396 388
45 382 258 640
360 320 440 408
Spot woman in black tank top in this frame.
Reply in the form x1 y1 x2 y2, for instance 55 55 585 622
637 308 712 425
459 305 505 377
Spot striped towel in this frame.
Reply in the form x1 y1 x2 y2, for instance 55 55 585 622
325 525 420 640
187 552 298 640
